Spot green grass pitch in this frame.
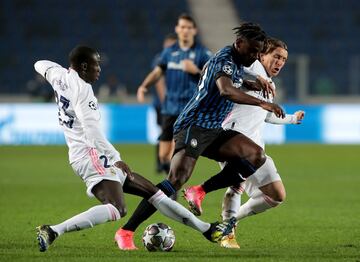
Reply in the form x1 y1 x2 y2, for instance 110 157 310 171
0 144 359 261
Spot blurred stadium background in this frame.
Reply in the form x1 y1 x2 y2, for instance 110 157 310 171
1 0 360 145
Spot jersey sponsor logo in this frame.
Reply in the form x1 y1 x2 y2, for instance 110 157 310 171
222 65 233 75
168 61 183 70
190 138 198 148
89 101 98 110
171 51 180 56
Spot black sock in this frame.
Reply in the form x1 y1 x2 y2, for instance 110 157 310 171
202 160 256 194
122 180 176 231
161 162 170 174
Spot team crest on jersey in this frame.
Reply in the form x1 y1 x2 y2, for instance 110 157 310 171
190 138 198 148
222 65 233 75
88 101 98 110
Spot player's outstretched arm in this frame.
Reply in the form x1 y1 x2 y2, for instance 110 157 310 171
137 66 163 103
216 76 285 118
34 60 61 79
265 110 305 124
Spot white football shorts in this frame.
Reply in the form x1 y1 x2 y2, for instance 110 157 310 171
71 148 127 197
241 155 281 197
219 155 281 198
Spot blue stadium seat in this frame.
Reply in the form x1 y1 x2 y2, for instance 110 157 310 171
233 0 360 97
0 0 190 95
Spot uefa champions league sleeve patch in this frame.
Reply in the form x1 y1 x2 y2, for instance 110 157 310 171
222 65 233 75
88 101 98 110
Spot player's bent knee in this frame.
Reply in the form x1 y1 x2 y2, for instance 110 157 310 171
267 192 286 203
110 202 127 217
274 189 286 202
247 147 266 168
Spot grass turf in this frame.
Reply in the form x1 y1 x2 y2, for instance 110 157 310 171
0 144 359 261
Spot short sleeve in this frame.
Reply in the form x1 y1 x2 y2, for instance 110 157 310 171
157 47 170 71
213 58 236 81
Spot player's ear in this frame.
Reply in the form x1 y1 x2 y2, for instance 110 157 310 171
81 62 88 71
259 53 265 62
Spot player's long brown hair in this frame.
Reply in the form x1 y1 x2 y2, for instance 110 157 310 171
262 37 288 54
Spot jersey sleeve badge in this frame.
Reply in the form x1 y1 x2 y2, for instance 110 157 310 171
222 65 233 75
88 101 98 110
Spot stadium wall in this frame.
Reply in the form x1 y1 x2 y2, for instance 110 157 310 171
0 104 359 145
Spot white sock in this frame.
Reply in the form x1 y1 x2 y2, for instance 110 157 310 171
221 186 242 221
236 193 281 220
50 204 120 235
148 190 210 233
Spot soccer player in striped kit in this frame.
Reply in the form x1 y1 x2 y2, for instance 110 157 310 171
137 13 212 177
34 45 236 252
183 37 305 248
117 22 285 250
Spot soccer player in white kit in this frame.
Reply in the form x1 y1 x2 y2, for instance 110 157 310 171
34 46 235 252
183 38 305 248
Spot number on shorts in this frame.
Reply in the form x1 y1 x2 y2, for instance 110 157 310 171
99 155 111 168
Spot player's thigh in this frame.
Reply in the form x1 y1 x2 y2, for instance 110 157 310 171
167 149 197 189
219 132 263 159
205 130 265 165
92 180 127 216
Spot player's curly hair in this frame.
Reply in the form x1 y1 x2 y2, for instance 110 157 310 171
233 22 267 42
262 37 288 54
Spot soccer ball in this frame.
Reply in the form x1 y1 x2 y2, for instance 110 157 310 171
142 223 175 251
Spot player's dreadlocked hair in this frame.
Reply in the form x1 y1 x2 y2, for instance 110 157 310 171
262 37 288 54
233 22 267 42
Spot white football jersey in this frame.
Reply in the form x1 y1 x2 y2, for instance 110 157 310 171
222 60 274 149
34 60 120 164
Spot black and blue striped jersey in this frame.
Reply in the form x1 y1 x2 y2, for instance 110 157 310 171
173 45 245 132
158 41 212 115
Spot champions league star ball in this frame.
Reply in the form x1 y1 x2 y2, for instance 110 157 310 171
142 223 175 251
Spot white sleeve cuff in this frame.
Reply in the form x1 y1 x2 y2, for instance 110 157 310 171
265 112 297 124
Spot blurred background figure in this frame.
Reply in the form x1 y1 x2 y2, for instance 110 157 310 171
26 74 53 102
150 33 178 173
136 13 212 186
97 74 128 103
